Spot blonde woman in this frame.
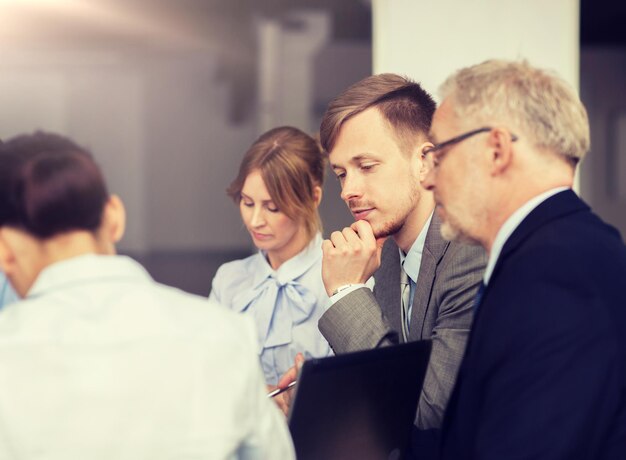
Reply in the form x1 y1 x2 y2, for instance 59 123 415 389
210 127 332 385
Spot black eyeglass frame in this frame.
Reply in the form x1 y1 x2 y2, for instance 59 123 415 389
423 126 518 159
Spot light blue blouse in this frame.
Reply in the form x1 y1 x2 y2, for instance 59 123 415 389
209 233 332 385
0 272 18 311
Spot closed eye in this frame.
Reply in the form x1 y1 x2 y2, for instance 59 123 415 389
360 163 378 171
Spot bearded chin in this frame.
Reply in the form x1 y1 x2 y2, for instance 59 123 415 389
440 220 461 242
371 218 404 239
368 183 420 240
440 219 480 245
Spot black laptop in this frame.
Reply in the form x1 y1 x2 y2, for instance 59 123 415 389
288 340 432 460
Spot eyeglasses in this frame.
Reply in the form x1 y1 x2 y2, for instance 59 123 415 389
424 126 518 166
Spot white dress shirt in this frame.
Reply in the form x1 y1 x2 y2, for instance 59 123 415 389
210 234 332 385
0 254 294 460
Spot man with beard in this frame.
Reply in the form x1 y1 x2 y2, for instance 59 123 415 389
423 60 626 459
316 74 486 453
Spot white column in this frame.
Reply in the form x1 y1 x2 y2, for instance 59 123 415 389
373 0 579 95
256 11 331 134
257 18 282 133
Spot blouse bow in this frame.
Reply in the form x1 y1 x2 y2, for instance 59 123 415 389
231 273 318 353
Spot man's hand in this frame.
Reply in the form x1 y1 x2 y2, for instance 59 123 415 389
272 353 305 416
322 220 386 296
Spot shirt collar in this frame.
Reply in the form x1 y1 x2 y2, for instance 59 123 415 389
28 254 152 299
484 187 569 285
399 211 434 284
252 233 322 288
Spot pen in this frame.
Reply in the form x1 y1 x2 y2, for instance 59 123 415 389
267 380 297 398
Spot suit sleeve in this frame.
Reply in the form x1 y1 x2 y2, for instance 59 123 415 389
416 243 486 429
318 287 399 352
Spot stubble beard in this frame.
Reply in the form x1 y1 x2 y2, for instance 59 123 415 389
369 184 421 240
440 219 461 242
371 217 405 239
438 204 483 245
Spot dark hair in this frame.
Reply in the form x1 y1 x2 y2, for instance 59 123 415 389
0 131 109 239
320 73 436 154
227 126 326 240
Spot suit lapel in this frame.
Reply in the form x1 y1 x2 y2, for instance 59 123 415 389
374 239 403 339
465 191 587 355
443 191 588 444
489 190 587 287
409 213 450 341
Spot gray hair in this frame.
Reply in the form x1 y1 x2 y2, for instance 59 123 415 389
439 59 590 165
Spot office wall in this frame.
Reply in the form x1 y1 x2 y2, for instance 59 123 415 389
0 51 256 253
580 47 626 235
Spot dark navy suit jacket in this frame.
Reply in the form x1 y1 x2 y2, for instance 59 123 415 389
441 190 626 460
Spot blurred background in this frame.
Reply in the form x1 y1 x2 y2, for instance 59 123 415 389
0 0 624 295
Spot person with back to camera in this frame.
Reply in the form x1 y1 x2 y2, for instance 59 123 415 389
0 131 294 460
210 126 332 388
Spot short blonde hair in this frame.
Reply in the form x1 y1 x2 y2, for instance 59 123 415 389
440 59 590 165
227 126 326 240
320 73 436 155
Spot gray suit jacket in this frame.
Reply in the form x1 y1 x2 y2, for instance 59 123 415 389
318 213 486 429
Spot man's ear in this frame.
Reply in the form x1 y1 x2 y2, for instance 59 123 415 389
0 229 17 276
101 195 126 245
487 128 515 175
313 185 323 208
0 227 42 298
418 141 435 182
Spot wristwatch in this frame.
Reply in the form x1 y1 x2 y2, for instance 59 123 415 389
331 284 357 297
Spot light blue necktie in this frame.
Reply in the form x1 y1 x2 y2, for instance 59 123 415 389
400 268 413 342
